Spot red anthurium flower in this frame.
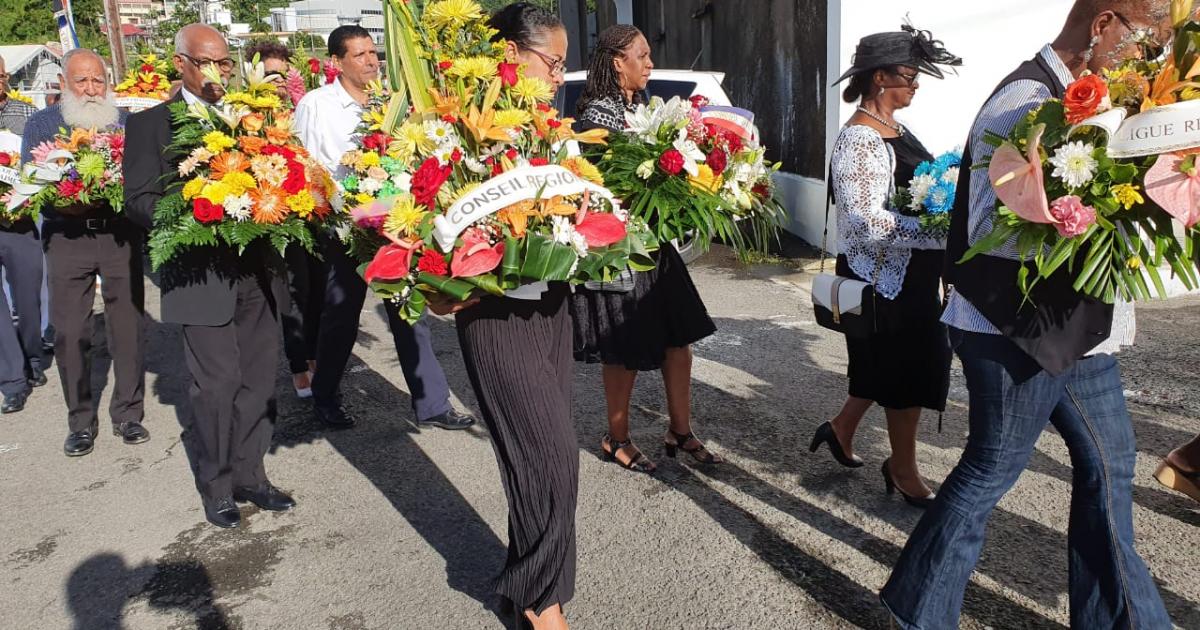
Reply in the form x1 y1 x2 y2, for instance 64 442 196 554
498 62 519 87
364 243 417 284
574 212 627 248
451 230 505 278
529 157 549 167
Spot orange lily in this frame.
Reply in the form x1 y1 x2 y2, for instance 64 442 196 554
461 79 512 144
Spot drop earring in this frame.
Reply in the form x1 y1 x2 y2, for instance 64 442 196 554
1083 35 1101 63
879 86 886 97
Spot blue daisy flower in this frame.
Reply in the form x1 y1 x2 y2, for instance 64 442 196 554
923 180 956 215
933 151 962 173
914 160 936 178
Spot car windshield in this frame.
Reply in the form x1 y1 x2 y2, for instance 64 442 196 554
561 79 699 122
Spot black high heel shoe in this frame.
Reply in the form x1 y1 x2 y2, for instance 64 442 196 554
808 421 864 468
882 458 935 509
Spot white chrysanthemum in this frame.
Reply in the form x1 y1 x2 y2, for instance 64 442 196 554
908 174 937 212
358 176 383 194
636 160 655 180
391 172 412 191
424 120 457 145
941 166 960 184
551 215 575 245
463 156 488 175
1049 141 1098 189
569 231 588 257
223 193 252 222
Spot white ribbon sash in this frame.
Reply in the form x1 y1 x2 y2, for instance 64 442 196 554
115 96 166 112
432 165 619 252
0 166 18 187
7 149 75 211
1075 100 1200 158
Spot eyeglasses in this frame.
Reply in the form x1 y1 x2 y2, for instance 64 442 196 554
177 53 236 73
518 46 566 77
1113 12 1166 61
263 71 286 83
891 69 920 87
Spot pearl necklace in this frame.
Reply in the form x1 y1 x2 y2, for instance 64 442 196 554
856 106 905 136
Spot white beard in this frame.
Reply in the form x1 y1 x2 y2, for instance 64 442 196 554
60 91 119 129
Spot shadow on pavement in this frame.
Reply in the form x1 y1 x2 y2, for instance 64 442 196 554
66 552 232 630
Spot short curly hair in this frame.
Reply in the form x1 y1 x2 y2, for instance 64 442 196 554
245 41 291 64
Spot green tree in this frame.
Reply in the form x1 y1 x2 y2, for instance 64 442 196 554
287 32 325 54
226 0 288 32
0 0 105 49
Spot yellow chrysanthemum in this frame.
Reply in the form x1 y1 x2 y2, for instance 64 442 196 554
688 164 722 194
203 131 236 154
512 77 554 105
384 196 426 237
286 190 317 218
422 0 484 30
354 192 374 205
562 156 604 185
449 182 481 205
447 57 498 82
492 109 533 128
391 122 431 161
356 151 381 172
250 93 282 110
199 181 233 204
221 171 257 196
181 176 206 201
1112 183 1145 210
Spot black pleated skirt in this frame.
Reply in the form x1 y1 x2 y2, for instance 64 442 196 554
570 243 717 371
455 284 578 613
836 251 951 412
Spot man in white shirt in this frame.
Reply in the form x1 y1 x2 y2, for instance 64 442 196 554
293 26 473 432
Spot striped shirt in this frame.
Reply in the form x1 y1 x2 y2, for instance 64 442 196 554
0 97 38 136
941 45 1135 354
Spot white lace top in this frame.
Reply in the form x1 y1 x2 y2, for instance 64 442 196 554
831 125 945 300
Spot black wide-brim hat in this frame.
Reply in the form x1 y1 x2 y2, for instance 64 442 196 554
833 23 962 85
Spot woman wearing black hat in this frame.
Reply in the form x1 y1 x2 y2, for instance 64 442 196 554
808 25 961 508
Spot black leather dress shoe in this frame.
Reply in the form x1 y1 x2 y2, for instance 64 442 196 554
314 403 356 429
233 483 296 512
64 429 96 457
204 497 241 528
2 390 29 414
113 421 151 445
418 410 475 430
27 366 47 388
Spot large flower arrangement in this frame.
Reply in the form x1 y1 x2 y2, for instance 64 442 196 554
893 149 961 232
11 126 125 218
965 2 1200 302
343 0 656 323
115 54 172 102
147 60 337 269
0 150 22 221
592 94 783 260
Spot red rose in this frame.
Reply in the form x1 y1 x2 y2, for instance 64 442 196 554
411 157 452 208
659 149 685 175
193 198 225 224
752 183 770 198
282 161 307 194
308 57 320 74
362 132 391 153
529 157 549 167
363 243 417 284
57 178 84 198
450 148 463 163
1063 74 1109 125
0 153 11 167
498 62 519 87
575 212 627 248
417 251 449 276
707 148 727 175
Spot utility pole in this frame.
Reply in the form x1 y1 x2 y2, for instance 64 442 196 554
101 0 128 73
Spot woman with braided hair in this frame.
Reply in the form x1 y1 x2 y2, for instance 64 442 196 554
571 25 723 476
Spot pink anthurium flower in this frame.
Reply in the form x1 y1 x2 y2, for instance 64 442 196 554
364 243 417 284
1144 151 1200 228
989 124 1054 224
451 230 505 277
574 212 627 248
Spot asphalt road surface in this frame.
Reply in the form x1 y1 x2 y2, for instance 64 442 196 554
2 247 1197 629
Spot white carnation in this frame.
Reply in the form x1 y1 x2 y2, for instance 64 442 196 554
391 172 412 191
222 193 252 222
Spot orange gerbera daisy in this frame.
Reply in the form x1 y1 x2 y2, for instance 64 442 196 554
265 124 291 145
209 150 250 179
249 186 288 224
239 136 267 155
65 127 96 151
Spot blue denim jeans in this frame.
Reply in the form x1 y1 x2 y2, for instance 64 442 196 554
880 331 1171 629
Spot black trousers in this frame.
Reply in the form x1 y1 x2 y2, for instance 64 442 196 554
182 274 279 502
281 243 323 375
45 228 146 432
455 286 577 613
311 233 451 420
0 228 44 397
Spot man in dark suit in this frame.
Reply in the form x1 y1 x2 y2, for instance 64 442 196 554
124 24 294 529
22 48 147 457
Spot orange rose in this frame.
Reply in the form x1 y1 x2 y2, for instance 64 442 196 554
240 112 265 133
1064 74 1109 124
265 124 291 145
238 136 267 155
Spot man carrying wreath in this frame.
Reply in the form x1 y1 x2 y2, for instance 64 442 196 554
880 2 1176 628
125 24 295 529
22 48 147 457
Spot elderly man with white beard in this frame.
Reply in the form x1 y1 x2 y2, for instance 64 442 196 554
21 48 148 457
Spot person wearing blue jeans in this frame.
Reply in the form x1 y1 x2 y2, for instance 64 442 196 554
882 2 1173 627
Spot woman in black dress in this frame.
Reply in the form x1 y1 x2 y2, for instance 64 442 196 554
450 5 578 629
572 25 722 475
808 27 960 508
